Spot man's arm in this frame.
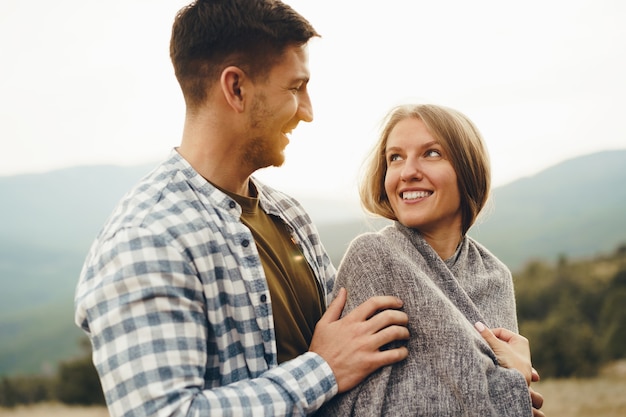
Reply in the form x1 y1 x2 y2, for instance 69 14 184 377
76 228 336 417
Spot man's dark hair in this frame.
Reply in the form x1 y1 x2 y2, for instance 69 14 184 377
170 0 319 107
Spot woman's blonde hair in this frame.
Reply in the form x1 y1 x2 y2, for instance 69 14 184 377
360 104 491 235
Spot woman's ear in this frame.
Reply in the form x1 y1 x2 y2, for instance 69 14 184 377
220 66 246 113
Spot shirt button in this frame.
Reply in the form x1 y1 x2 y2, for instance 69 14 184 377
229 201 236 209
260 294 267 303
242 239 250 247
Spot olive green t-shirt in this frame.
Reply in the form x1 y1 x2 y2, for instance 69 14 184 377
224 185 325 364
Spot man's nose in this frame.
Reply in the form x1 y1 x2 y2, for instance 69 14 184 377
297 91 313 123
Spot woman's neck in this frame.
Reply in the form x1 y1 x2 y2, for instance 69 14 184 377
421 231 463 260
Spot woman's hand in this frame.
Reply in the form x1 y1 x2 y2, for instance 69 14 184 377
474 321 533 384
530 387 545 417
475 322 545 415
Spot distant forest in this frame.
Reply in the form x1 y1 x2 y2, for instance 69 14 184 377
1 243 625 407
515 243 626 378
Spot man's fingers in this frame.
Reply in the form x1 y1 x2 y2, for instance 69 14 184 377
319 287 347 324
346 295 404 322
365 307 409 331
310 293 409 393
373 343 409 366
320 292 406 333
372 324 410 348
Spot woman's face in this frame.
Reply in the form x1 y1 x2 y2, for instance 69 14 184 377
384 117 462 239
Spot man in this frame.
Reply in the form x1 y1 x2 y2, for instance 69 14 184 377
74 1 409 416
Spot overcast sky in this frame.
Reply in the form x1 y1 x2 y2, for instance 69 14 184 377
1 0 625 200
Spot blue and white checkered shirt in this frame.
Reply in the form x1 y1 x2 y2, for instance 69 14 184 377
75 150 338 416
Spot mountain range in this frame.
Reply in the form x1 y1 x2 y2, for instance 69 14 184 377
0 149 625 376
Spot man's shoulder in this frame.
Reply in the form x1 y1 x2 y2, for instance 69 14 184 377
253 178 309 220
98 159 219 239
114 167 187 220
254 178 298 205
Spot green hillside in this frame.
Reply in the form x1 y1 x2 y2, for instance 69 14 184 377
0 299 84 375
469 150 626 270
0 242 83 316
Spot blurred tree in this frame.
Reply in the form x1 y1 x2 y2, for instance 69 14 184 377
522 298 600 378
514 251 625 378
514 260 555 322
0 377 17 407
599 270 626 360
0 375 52 406
55 338 105 406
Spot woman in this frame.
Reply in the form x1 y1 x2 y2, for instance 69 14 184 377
316 104 541 416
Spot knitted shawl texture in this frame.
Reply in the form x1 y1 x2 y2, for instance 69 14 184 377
316 222 532 417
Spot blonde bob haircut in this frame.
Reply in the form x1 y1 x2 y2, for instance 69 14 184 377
360 104 491 236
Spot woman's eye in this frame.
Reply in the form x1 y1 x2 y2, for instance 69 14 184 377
425 149 442 158
388 154 401 162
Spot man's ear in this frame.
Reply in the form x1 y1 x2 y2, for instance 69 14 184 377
220 66 247 112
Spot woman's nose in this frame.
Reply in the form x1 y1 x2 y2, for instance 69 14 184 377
400 159 422 181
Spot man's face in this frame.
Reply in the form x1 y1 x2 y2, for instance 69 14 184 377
243 44 313 170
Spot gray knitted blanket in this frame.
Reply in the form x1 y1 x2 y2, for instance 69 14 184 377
315 222 532 416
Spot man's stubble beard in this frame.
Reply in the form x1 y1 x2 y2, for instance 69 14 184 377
244 93 286 170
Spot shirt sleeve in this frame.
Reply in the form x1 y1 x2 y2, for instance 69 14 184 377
75 227 337 417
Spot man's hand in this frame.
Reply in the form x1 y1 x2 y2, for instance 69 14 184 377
309 288 409 393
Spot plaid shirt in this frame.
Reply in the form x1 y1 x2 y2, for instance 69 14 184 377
75 150 337 417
